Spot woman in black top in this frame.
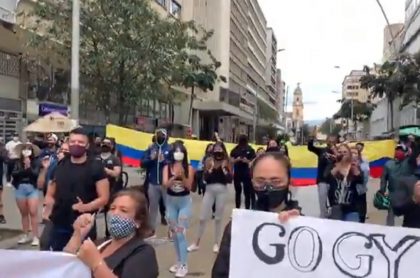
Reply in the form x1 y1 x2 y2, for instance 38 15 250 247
188 142 232 254
325 144 363 222
212 152 300 278
12 143 41 246
162 142 195 278
64 188 159 278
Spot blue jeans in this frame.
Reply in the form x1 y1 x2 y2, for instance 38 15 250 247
343 212 360 222
166 195 192 265
15 183 38 200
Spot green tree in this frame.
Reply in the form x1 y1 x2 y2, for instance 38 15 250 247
360 53 420 131
334 99 374 136
21 0 216 125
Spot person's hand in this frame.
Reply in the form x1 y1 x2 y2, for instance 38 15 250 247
416 155 420 167
73 214 95 239
150 151 157 160
241 157 249 163
158 152 165 162
77 238 103 270
278 209 300 223
72 197 88 213
41 157 50 169
24 157 31 169
42 205 51 220
205 158 214 172
413 181 420 204
104 167 112 176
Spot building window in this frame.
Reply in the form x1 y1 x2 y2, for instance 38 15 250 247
170 0 182 18
155 0 166 8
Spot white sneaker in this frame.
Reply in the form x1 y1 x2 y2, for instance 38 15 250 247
6 182 13 188
31 237 40 247
213 244 219 253
187 243 199 252
175 265 188 278
17 234 30 244
169 263 180 274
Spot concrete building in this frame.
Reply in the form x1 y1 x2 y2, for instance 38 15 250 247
275 69 286 126
189 0 280 142
341 70 369 103
383 23 404 62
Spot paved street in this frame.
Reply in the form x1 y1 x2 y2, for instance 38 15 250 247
0 168 396 278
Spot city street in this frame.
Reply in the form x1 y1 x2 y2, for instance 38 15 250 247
0 167 394 278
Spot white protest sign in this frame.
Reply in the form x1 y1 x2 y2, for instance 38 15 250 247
230 209 420 278
0 250 90 278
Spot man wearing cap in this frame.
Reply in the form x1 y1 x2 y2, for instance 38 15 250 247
142 128 171 236
380 144 417 226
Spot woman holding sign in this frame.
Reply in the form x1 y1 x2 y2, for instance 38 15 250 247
325 144 363 222
212 152 300 278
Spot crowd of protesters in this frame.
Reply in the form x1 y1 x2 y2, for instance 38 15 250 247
2 126 420 278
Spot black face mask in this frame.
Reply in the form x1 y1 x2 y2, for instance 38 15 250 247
156 136 166 145
101 145 112 153
256 185 289 211
213 152 224 161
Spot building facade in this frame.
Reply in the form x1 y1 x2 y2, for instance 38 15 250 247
189 0 281 142
341 70 369 103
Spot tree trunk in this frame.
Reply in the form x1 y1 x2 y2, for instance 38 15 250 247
188 86 195 126
117 60 126 126
388 98 394 131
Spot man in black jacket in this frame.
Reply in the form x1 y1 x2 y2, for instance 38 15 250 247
307 134 337 218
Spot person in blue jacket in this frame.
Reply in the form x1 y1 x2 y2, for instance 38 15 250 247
142 128 171 236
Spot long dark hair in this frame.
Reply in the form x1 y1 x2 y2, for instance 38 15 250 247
111 187 149 238
212 141 229 161
169 142 190 178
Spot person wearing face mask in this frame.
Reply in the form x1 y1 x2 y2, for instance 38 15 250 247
188 142 232 255
39 142 70 251
100 138 123 238
392 177 420 229
265 139 281 153
162 143 194 278
12 143 41 246
44 127 110 251
379 144 418 226
308 134 338 218
64 188 159 278
324 144 363 222
142 128 171 236
230 135 256 209
212 152 300 278
5 135 21 185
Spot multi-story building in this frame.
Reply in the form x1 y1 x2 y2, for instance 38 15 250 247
341 70 369 103
190 0 280 141
265 28 278 109
275 69 286 128
383 23 404 62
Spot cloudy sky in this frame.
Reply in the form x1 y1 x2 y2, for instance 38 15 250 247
259 0 405 121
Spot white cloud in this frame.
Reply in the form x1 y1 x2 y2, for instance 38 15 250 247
259 0 405 120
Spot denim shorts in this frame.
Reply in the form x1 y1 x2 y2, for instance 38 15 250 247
15 183 39 200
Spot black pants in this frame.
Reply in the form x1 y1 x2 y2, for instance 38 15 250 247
234 175 255 209
6 159 16 183
358 194 367 223
40 220 53 251
0 162 3 190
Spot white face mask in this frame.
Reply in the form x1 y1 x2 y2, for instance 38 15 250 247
173 151 184 161
22 149 32 157
13 137 19 142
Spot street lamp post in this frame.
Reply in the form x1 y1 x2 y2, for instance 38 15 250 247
71 0 80 121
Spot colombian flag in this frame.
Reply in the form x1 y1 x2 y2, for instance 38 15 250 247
106 125 395 186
